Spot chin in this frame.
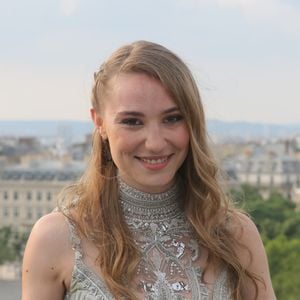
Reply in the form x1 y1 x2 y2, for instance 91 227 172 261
139 175 175 193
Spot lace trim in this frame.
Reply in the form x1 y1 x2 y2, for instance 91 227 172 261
65 217 114 299
70 261 113 299
65 216 231 299
64 175 231 300
212 268 230 299
66 217 83 260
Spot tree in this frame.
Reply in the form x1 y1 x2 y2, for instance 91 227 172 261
232 185 300 299
232 185 297 240
281 213 300 239
266 236 300 300
0 227 15 264
0 226 30 264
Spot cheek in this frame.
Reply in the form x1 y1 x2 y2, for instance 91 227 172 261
175 126 190 151
108 132 138 158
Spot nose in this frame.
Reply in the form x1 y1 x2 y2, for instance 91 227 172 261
144 124 167 153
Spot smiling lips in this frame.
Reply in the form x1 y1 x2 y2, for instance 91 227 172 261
136 155 173 170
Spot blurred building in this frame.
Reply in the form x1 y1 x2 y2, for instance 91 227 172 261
0 160 84 231
223 137 300 207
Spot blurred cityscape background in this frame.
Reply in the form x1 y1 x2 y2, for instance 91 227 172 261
1 0 300 299
0 120 299 299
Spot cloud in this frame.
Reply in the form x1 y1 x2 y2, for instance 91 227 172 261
60 0 80 16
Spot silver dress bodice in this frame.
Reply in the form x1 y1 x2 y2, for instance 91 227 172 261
65 180 231 300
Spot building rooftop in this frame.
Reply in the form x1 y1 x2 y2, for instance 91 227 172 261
229 155 300 174
0 160 85 181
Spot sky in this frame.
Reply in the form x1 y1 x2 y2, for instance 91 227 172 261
0 0 299 124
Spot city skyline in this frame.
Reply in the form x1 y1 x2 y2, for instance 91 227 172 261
0 0 299 124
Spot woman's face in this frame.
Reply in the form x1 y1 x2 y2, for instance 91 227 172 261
92 73 189 193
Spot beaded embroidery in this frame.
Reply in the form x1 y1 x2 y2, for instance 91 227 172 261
65 179 231 300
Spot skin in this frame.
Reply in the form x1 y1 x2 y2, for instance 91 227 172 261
22 72 276 300
22 212 72 300
235 213 276 300
22 213 276 299
92 73 190 193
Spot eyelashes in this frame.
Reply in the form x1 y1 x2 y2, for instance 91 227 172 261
119 118 143 126
119 114 184 127
163 114 183 124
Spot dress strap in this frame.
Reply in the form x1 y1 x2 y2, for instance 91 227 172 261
65 216 84 261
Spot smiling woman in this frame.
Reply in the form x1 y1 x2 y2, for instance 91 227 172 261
22 41 276 300
91 73 189 193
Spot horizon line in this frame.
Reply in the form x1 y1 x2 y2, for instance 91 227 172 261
0 119 300 126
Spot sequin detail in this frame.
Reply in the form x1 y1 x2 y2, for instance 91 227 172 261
65 179 231 299
119 179 230 300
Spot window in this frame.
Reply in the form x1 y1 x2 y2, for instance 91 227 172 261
3 191 8 200
13 207 19 217
37 191 42 201
36 208 43 219
13 191 18 200
3 207 9 217
27 191 32 200
46 192 52 201
27 208 32 219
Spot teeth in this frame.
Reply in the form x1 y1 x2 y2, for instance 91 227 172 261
141 157 168 164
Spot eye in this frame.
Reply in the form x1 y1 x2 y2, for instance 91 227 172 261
120 118 143 126
164 114 183 124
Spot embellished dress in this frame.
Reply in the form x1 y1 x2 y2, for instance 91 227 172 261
65 180 231 299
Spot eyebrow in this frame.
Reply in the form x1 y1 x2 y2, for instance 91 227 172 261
116 107 179 117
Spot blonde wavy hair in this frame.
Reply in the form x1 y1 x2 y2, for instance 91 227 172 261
59 40 261 299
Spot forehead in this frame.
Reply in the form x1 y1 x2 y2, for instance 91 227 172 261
106 73 177 112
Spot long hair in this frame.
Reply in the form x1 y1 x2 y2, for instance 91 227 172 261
58 40 261 299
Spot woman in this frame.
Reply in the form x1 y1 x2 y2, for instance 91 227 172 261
22 41 276 299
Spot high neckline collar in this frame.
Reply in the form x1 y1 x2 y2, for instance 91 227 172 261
118 177 183 221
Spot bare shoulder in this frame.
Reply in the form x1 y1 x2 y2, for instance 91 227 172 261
22 212 73 300
24 212 71 263
231 212 261 247
229 212 276 300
